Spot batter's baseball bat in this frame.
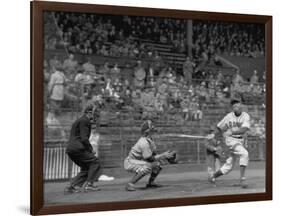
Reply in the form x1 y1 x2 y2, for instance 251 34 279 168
158 133 208 139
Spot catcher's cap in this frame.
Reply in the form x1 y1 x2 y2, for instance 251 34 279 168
141 120 157 134
230 97 241 106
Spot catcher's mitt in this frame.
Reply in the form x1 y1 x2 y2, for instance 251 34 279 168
166 150 178 164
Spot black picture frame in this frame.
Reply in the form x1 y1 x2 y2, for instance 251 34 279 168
31 1 272 215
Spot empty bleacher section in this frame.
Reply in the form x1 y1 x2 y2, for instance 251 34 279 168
220 55 265 80
43 12 266 181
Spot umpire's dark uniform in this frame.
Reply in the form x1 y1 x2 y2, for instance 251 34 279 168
66 114 101 187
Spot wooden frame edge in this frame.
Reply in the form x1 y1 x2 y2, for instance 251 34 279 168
30 1 273 215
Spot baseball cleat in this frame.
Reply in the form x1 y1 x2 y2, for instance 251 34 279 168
146 182 163 188
208 175 216 186
125 183 136 191
82 185 101 192
232 178 248 188
82 182 101 192
64 185 80 195
240 178 248 189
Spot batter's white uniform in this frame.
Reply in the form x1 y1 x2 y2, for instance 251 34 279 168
217 111 250 174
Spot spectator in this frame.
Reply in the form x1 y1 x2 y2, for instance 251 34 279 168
155 77 169 111
215 88 228 106
131 89 142 109
231 70 245 99
146 66 157 88
180 94 190 120
250 70 259 84
154 96 165 114
214 55 223 66
253 119 266 139
133 60 146 89
82 57 96 76
207 74 216 96
189 97 203 121
120 62 132 84
46 110 66 140
121 85 133 107
49 54 62 71
112 85 124 109
74 67 94 86
99 44 109 56
215 71 224 90
63 53 78 76
198 82 210 103
140 87 157 119
98 62 110 78
104 78 114 97
182 57 194 86
222 75 232 98
109 43 120 57
110 63 121 81
46 37 58 50
167 67 177 84
74 68 87 84
151 51 164 76
48 65 66 115
232 69 244 85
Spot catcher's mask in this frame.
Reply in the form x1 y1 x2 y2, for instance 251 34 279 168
141 120 157 135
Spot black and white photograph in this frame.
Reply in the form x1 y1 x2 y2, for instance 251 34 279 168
41 5 268 207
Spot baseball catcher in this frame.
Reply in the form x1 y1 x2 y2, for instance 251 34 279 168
124 120 175 191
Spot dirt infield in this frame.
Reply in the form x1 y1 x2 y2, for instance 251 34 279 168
44 162 265 205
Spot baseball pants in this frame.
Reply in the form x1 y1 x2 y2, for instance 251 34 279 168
67 150 101 186
220 144 249 175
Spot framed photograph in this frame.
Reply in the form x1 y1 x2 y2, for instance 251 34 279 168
31 0 272 215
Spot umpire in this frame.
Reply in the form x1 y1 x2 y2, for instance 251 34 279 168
64 104 101 194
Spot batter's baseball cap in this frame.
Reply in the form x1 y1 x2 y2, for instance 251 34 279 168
230 98 241 106
141 120 157 134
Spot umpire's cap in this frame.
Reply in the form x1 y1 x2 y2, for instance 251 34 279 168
84 103 95 114
141 120 157 134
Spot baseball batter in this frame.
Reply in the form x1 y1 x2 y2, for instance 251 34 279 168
209 98 250 188
124 120 174 191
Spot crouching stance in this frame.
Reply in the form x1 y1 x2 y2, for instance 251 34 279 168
64 104 101 194
124 120 173 191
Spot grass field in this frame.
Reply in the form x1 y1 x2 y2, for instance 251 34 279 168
44 162 265 205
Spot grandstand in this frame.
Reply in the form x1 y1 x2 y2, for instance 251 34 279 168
43 11 266 181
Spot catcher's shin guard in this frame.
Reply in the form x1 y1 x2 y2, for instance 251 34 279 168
147 166 162 186
130 172 145 184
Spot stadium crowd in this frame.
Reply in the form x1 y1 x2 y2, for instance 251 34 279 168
44 12 265 125
44 12 264 59
192 21 265 61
